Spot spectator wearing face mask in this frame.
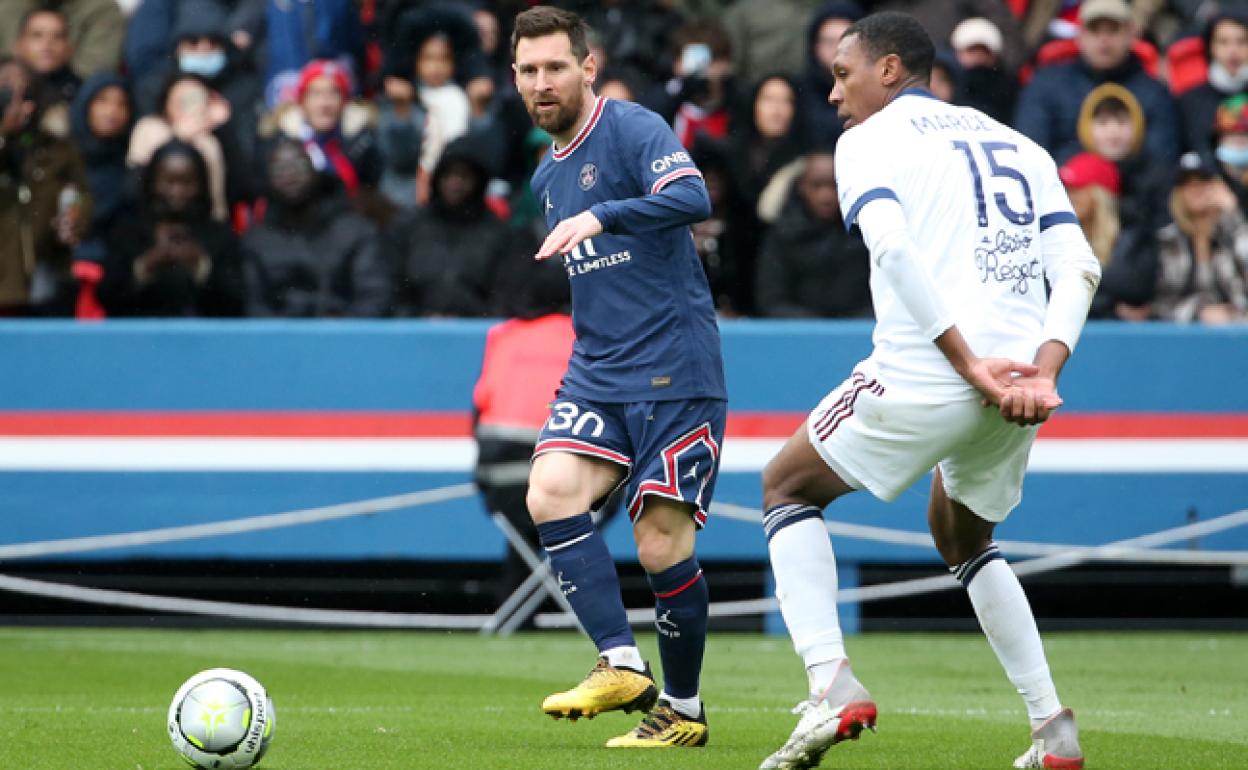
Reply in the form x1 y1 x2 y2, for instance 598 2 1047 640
124 0 264 84
0 56 92 316
949 17 1016 125
1180 13 1248 157
1213 94 1248 213
133 0 264 199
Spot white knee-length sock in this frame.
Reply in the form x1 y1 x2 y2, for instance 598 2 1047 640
765 508 846 695
958 545 1062 726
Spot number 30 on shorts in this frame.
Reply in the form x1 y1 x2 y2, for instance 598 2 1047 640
546 401 605 437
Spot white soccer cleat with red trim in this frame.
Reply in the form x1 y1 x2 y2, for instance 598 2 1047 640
759 662 877 770
1013 708 1084 769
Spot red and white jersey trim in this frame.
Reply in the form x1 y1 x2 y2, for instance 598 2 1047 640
551 96 606 161
650 167 704 195
533 437 631 466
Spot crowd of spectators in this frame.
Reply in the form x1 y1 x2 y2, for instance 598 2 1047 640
1 0 1246 323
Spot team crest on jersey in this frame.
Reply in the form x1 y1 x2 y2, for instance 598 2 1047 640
578 163 598 191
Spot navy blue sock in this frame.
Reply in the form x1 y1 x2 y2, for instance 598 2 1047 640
648 556 708 700
537 513 635 654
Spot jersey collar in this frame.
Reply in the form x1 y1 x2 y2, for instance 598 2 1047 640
896 87 939 101
552 96 606 162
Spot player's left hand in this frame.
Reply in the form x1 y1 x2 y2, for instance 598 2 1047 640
996 375 1062 426
536 211 603 261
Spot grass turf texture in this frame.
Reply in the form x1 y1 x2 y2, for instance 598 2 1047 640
1 629 1244 769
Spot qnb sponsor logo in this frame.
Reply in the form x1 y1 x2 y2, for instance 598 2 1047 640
650 151 692 174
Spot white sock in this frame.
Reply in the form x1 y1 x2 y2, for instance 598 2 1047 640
769 516 847 693
602 645 645 672
661 691 702 719
963 557 1062 724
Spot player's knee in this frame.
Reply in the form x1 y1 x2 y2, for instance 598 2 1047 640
761 456 801 509
525 470 580 524
634 530 683 573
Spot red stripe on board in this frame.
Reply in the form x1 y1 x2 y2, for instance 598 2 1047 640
1038 413 1248 438
0 412 472 437
0 411 1245 439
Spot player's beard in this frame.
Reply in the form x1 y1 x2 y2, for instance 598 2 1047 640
529 88 583 135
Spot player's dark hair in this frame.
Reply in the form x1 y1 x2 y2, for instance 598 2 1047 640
511 5 590 62
843 11 934 83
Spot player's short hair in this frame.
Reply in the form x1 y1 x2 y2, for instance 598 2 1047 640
511 6 590 62
843 11 934 83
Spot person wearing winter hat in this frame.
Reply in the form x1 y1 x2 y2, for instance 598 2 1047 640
1210 93 1248 216
1077 83 1170 240
133 0 264 204
1060 152 1121 267
950 17 1016 123
1015 0 1179 166
800 1 864 143
1151 149 1248 323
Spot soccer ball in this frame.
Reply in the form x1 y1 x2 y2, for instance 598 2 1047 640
167 668 276 769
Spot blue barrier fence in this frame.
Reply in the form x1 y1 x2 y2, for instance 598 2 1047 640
2 320 1245 563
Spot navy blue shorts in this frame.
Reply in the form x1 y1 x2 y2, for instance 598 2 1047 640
534 395 727 528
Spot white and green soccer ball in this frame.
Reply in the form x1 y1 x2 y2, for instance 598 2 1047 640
167 668 276 769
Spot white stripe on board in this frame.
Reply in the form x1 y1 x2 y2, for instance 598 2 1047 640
0 437 1244 472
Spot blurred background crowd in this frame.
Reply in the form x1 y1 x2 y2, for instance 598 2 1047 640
1 0 1247 324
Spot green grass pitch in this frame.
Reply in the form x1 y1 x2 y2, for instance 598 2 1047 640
1 628 1245 769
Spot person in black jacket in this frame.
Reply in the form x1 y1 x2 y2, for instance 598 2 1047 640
69 73 132 261
99 139 243 316
242 138 390 317
388 133 510 316
754 149 871 318
1179 12 1248 157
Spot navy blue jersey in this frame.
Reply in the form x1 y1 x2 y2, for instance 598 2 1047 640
530 97 727 403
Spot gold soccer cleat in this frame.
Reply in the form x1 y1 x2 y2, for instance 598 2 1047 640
605 700 708 748
541 657 658 721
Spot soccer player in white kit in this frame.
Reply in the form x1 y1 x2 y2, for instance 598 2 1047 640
758 12 1101 770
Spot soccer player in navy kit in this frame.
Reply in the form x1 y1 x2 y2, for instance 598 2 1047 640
511 6 726 749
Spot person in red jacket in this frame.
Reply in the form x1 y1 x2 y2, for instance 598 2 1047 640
473 258 622 604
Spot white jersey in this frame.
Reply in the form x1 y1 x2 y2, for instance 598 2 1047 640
836 89 1087 401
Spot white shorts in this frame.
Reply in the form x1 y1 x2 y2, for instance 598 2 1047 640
806 370 1039 522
